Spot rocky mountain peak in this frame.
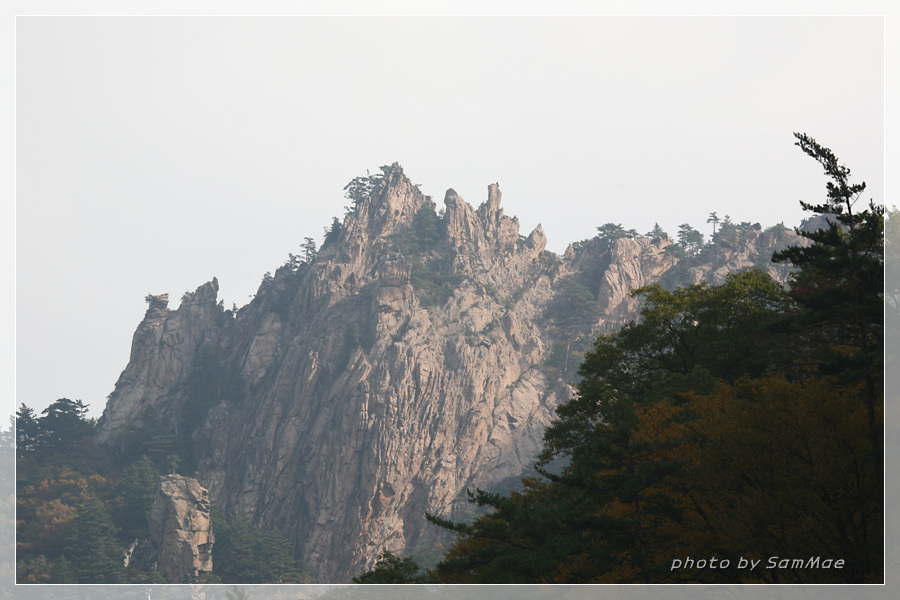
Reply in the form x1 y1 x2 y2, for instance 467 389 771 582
479 182 503 217
525 224 547 253
352 166 427 240
97 278 223 443
97 166 806 582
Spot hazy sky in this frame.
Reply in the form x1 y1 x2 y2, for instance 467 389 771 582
9 3 892 420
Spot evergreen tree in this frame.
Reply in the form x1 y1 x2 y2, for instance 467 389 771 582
411 203 442 250
707 211 720 236
646 223 668 239
545 277 601 373
772 132 883 452
64 496 125 583
302 236 318 263
428 270 789 583
38 398 92 452
15 404 40 458
343 175 375 215
596 223 628 241
676 223 704 256
323 217 343 246
114 456 159 542
212 509 311 583
353 551 428 584
422 135 882 583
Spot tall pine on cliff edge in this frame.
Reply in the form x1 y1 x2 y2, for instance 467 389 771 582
772 132 884 453
408 134 884 584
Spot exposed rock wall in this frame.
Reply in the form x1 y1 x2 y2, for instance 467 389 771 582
97 166 802 582
146 475 214 583
97 281 224 441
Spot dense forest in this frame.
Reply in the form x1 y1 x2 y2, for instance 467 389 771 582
14 400 313 584
353 134 885 584
11 133 886 585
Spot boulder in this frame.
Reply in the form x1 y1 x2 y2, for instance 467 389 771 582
147 474 214 583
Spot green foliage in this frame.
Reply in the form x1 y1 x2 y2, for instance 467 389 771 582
389 203 443 255
15 397 316 585
15 403 40 458
411 203 442 249
38 398 93 453
64 496 125 583
706 211 720 236
114 409 187 474
596 222 629 241
424 135 883 583
181 347 243 423
662 243 686 259
388 204 462 307
539 250 562 270
16 400 125 584
17 554 78 584
343 175 376 213
323 217 343 246
113 456 159 542
409 263 463 308
765 221 789 234
427 481 578 584
773 132 884 452
569 238 592 253
303 236 318 263
676 223 704 256
547 278 600 335
646 223 669 239
15 400 111 491
212 509 313 583
352 551 429 584
543 269 787 473
342 163 404 218
543 277 602 374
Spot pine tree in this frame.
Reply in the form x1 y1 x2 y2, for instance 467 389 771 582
772 132 883 452
646 223 669 239
323 217 343 245
596 223 628 241
353 551 428 584
302 236 318 263
38 398 92 452
64 496 125 583
15 404 40 458
706 211 720 236
114 456 159 542
676 224 704 256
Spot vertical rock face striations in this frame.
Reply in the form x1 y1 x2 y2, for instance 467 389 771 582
146 475 214 583
97 165 801 582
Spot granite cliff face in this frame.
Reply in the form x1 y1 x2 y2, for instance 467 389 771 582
97 165 801 582
123 474 215 583
147 475 214 583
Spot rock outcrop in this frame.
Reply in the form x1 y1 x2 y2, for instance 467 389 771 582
97 165 802 582
146 475 214 583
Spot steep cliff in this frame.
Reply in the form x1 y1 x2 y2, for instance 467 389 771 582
97 165 801 582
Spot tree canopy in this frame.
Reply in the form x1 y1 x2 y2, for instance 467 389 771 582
355 133 884 585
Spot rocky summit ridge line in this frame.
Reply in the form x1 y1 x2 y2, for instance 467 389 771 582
96 165 802 582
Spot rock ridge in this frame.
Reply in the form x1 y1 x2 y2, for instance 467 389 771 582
97 168 803 582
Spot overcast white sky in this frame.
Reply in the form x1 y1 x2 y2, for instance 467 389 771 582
7 2 893 420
